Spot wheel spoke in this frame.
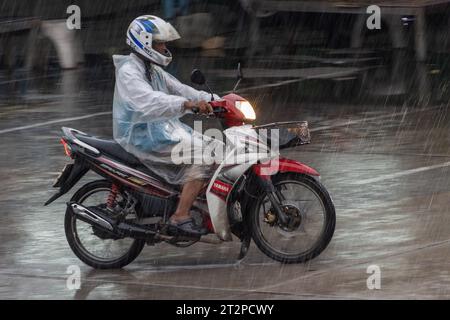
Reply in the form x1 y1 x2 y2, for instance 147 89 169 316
71 186 137 262
256 178 329 257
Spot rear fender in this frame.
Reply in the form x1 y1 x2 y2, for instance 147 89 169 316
44 158 89 206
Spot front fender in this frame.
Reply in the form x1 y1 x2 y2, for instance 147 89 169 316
252 157 320 177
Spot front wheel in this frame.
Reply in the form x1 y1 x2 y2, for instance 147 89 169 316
65 180 145 269
250 173 335 263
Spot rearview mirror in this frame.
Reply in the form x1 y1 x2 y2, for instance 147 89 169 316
190 69 206 85
237 62 243 80
233 63 243 92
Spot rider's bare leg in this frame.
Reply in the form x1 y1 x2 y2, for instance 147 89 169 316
170 179 205 222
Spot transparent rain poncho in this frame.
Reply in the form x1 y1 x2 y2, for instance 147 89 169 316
112 53 223 185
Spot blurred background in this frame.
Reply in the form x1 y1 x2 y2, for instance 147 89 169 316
0 0 449 107
0 1 450 299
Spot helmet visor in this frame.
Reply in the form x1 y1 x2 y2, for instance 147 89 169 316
152 42 172 58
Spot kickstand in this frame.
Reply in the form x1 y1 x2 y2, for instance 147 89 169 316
237 235 251 261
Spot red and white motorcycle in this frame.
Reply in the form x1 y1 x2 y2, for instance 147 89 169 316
45 68 335 269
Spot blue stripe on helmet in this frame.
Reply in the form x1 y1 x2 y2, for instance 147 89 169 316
128 30 143 49
137 19 155 33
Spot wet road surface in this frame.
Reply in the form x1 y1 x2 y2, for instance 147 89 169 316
0 66 449 299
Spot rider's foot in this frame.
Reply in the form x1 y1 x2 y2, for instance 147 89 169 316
168 217 208 236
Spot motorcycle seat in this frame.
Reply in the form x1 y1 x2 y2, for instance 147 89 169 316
75 134 142 166
75 134 180 189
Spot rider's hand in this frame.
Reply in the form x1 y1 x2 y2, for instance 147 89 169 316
183 100 213 114
197 100 213 114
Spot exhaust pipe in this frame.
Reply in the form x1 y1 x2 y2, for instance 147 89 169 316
68 203 221 244
68 202 159 239
70 203 114 231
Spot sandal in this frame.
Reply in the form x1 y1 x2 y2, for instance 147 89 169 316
168 217 208 236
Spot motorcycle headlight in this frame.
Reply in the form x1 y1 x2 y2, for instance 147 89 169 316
235 100 256 120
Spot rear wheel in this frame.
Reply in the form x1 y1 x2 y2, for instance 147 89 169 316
65 180 145 269
250 173 335 263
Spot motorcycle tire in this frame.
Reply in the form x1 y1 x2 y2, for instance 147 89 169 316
250 173 335 264
65 180 145 269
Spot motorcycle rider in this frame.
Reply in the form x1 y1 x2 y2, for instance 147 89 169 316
112 15 221 236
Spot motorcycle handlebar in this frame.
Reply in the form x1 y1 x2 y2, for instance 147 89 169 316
191 105 226 116
191 107 200 113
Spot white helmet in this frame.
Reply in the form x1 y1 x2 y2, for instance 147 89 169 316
126 15 181 67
